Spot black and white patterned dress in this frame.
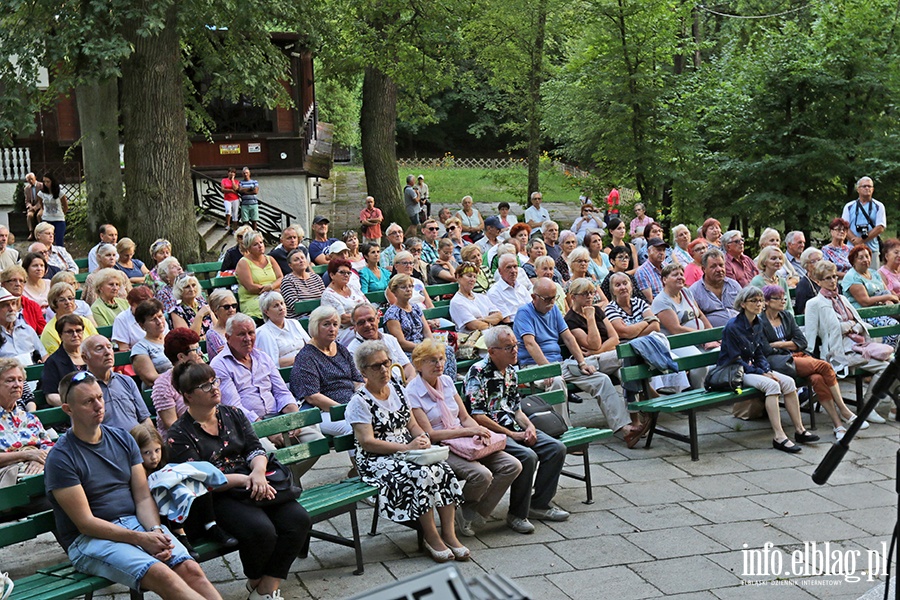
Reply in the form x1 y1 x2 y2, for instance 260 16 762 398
346 382 463 522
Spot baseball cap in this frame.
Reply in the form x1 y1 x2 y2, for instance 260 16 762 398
417 175 425 180
647 237 668 248
326 241 349 255
484 216 503 230
313 216 330 225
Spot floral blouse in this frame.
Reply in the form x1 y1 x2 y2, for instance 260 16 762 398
0 404 54 454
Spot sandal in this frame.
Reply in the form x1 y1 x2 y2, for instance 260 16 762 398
833 426 847 442
624 422 646 449
423 540 453 563
773 438 802 453
794 430 820 444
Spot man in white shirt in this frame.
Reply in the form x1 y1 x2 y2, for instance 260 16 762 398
88 224 119 272
842 176 886 268
345 303 416 382
476 216 504 255
0 226 19 270
487 254 532 322
524 192 550 235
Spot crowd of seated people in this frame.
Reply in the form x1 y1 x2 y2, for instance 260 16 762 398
4 177 900 597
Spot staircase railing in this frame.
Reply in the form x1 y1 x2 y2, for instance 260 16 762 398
191 170 296 245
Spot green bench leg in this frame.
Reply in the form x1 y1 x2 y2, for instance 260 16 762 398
688 409 699 461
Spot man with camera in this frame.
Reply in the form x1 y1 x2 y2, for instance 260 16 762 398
842 176 886 268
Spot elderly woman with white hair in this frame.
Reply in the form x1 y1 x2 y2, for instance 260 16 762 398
793 247 823 315
33 222 77 273
169 274 213 336
144 238 172 291
554 230 579 282
749 246 793 314
671 224 692 266
0 358 54 487
386 250 435 309
154 255 184 313
290 305 364 439
85 266 130 314
457 195 484 241
256 291 310 367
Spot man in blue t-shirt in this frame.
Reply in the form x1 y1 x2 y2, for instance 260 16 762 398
513 278 631 437
308 215 339 265
44 371 220 598
238 166 260 230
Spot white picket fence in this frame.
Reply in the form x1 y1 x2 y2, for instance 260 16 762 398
0 148 31 182
397 156 592 179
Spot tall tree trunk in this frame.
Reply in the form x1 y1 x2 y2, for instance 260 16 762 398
526 0 547 199
76 78 124 241
120 4 200 264
361 66 404 227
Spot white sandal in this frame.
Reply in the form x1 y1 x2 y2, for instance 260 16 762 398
833 426 847 442
0 571 13 600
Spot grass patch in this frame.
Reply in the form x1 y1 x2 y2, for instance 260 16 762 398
335 165 583 207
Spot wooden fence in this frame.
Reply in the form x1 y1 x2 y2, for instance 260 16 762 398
397 156 592 179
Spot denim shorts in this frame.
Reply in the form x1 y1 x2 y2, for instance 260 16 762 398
67 515 192 591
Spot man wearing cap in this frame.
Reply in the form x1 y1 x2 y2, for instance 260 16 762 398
415 175 430 219
477 216 504 256
0 287 47 362
634 237 668 302
309 216 339 265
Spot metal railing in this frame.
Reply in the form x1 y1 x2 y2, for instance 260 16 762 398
191 170 296 244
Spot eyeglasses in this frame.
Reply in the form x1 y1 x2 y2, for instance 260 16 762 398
398 261 415 267
336 270 352 276
62 370 97 406
831 227 846 232
534 293 556 303
614 255 629 261
490 345 517 352
186 347 203 355
193 378 220 393
425 227 439 231
364 359 392 371
448 226 458 231
573 259 589 264
769 296 786 302
410 249 423 254
62 328 84 336
859 184 873 188
57 296 75 303
728 239 745 245
746 298 765 304
3 278 24 284
425 357 446 366
219 303 238 311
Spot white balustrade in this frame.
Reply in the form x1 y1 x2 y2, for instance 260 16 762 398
0 147 31 182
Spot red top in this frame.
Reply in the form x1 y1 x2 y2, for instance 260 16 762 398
221 178 240 202
21 295 46 335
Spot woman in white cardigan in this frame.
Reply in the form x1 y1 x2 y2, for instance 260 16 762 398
804 260 892 423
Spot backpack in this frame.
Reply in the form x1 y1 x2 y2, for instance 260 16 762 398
520 394 568 438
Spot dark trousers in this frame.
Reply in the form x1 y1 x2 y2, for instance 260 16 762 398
190 494 311 580
502 431 566 519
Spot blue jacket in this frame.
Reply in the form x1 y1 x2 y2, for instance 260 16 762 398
717 312 771 375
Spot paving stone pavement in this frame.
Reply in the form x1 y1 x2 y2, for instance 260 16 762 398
2 380 897 600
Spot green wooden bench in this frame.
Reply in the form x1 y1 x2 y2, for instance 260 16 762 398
364 290 386 305
312 264 327 275
615 327 827 460
199 275 237 291
74 258 89 271
514 363 613 503
186 261 222 280
74 272 88 284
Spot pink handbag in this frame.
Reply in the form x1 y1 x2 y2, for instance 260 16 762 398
434 387 507 460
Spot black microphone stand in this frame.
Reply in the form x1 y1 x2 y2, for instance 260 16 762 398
813 363 900 600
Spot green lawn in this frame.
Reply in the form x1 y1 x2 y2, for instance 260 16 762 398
334 164 583 207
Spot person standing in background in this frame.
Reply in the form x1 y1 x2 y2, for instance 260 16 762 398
238 167 260 231
23 172 43 241
842 176 886 269
221 167 240 234
416 175 431 219
359 196 384 241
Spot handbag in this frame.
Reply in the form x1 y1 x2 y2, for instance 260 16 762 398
431 385 506 460
231 454 302 507
520 394 568 438
767 353 796 377
442 432 507 461
704 363 744 392
398 445 449 465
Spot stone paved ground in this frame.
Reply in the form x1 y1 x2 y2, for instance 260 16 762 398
3 382 897 600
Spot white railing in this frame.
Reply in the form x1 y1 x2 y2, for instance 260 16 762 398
0 147 31 182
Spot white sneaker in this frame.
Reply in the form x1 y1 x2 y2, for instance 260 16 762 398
506 515 535 534
833 426 847 441
844 414 870 429
455 509 475 537
248 589 283 600
528 505 570 522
